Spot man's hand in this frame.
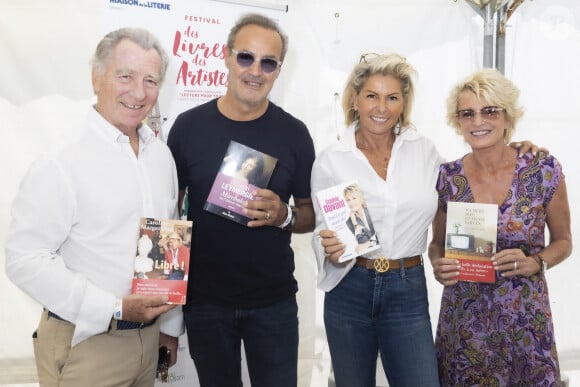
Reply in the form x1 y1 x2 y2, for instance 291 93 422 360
509 140 548 157
244 188 284 228
121 294 176 323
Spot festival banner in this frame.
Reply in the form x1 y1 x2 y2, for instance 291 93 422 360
101 0 285 139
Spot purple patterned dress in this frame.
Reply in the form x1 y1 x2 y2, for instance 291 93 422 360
435 152 562 386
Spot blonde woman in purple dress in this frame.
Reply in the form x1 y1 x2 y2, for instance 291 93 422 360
429 68 572 386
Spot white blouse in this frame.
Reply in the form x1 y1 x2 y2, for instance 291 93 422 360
311 122 444 291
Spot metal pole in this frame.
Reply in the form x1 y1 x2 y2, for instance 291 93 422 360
483 3 495 69
496 4 508 74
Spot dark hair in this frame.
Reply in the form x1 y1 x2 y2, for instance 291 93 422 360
227 13 288 62
237 150 265 185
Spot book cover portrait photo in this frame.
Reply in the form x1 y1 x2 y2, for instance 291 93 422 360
204 140 277 225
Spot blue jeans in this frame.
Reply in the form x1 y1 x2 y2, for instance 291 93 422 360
325 263 439 387
184 297 298 387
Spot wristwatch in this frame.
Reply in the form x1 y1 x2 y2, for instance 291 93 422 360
283 207 297 231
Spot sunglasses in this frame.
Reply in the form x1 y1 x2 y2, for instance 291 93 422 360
359 52 379 63
456 106 505 122
230 49 282 74
359 52 407 64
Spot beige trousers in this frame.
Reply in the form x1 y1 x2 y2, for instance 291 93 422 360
33 309 160 387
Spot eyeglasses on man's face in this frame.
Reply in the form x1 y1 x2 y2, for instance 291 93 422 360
230 49 282 74
456 106 505 123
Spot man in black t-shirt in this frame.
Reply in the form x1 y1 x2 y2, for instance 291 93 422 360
167 13 315 387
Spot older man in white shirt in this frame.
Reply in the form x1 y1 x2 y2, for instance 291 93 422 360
5 27 182 387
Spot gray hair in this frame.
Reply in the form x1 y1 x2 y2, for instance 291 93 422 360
227 13 288 62
91 27 169 83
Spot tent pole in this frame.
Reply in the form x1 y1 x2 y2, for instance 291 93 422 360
496 4 508 74
482 3 495 69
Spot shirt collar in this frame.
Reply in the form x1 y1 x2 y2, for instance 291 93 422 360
89 106 155 146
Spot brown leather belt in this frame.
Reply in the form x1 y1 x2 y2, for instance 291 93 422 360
355 255 423 273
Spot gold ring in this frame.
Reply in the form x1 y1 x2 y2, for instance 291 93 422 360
514 261 518 270
265 211 271 220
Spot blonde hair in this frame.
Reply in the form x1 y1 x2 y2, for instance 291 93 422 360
343 184 367 208
446 68 524 142
342 53 416 129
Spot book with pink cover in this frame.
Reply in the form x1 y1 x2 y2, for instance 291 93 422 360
445 201 498 283
203 140 277 225
131 217 193 304
314 181 381 263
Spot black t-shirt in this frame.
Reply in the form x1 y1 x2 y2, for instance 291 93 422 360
167 99 315 308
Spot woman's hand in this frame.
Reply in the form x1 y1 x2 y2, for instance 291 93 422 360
491 248 540 277
319 229 346 264
432 257 461 286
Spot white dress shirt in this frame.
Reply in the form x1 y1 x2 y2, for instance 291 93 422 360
311 122 444 291
5 107 182 346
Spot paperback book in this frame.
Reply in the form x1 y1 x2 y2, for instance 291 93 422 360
131 217 193 304
445 201 498 283
204 140 277 225
314 181 381 263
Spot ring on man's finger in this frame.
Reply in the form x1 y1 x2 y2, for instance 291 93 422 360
265 211 271 220
514 261 518 270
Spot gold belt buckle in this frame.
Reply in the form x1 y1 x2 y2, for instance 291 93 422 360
373 256 390 273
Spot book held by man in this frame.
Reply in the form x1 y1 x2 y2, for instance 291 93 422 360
131 217 193 304
203 140 278 226
445 201 498 283
314 181 381 263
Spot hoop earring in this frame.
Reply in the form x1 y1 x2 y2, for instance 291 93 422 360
392 122 401 135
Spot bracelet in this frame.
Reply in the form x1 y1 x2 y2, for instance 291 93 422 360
278 202 293 229
537 253 548 274
113 298 123 320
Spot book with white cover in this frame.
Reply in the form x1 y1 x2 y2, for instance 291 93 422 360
314 181 381 263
